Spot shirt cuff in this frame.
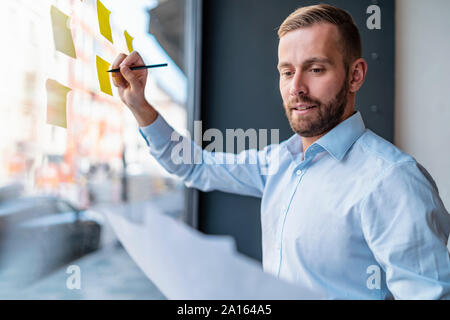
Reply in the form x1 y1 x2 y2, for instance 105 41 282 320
138 115 174 149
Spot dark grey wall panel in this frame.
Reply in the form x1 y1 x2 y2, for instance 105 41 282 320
198 0 394 261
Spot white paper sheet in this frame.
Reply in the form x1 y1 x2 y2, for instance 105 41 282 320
101 202 325 300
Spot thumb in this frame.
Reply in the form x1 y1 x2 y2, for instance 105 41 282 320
120 65 141 89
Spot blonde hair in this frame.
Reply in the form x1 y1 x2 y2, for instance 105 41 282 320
278 4 362 69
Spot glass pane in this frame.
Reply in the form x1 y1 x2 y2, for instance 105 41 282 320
0 0 189 299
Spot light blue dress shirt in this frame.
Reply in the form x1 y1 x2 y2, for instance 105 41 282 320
139 111 450 300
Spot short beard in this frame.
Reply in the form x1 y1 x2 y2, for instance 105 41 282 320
284 76 349 138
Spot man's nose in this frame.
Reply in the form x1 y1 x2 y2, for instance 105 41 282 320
289 70 308 97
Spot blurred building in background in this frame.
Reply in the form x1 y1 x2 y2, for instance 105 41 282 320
0 0 187 210
0 0 188 298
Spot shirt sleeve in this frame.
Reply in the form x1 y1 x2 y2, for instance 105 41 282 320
361 161 450 300
138 115 275 198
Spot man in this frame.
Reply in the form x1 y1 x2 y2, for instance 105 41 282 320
111 4 450 299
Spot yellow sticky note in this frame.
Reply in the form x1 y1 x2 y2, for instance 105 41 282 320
50 5 77 58
96 55 113 96
124 30 134 53
97 0 113 43
46 79 71 128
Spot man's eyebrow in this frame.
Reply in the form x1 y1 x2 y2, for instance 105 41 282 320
277 57 334 69
303 57 334 65
277 62 292 70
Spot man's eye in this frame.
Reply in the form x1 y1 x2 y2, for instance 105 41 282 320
311 68 324 74
282 71 293 77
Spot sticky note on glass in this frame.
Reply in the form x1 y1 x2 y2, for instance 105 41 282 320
124 30 134 53
50 5 77 58
96 56 113 96
46 79 71 128
97 0 113 43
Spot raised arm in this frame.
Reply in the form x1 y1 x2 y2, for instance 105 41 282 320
112 52 275 198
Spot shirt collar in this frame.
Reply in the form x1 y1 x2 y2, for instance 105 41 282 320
285 111 366 162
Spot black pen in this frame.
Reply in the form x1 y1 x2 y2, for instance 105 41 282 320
107 63 168 73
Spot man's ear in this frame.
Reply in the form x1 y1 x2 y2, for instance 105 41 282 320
348 58 368 93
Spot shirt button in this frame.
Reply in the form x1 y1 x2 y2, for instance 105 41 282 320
296 170 302 176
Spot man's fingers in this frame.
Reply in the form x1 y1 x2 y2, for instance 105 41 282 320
120 51 144 68
111 71 127 88
120 64 140 88
111 53 128 88
112 53 127 70
111 51 146 89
